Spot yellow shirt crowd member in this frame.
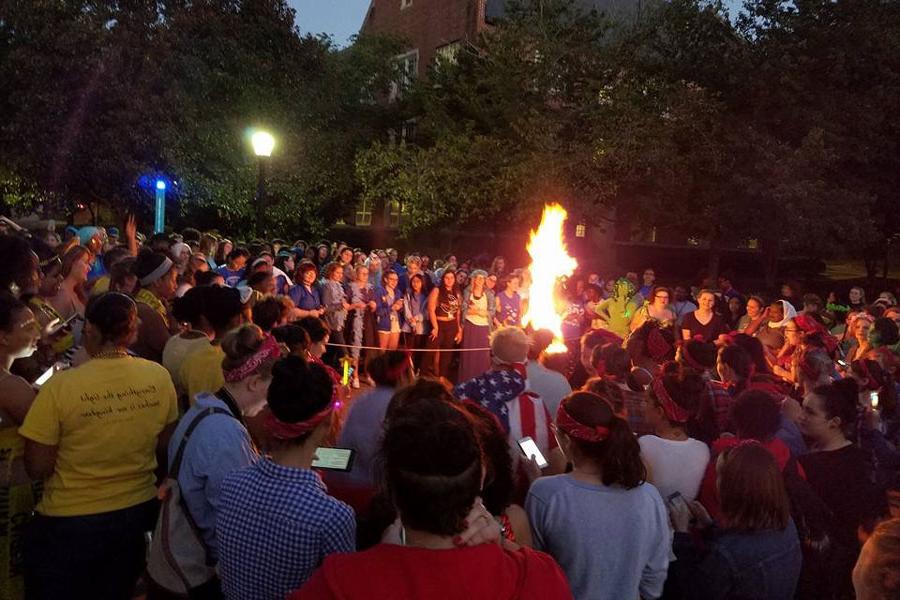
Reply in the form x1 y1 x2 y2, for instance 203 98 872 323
19 356 178 517
180 342 225 404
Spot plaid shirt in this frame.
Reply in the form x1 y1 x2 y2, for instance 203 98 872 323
708 379 734 434
216 458 355 600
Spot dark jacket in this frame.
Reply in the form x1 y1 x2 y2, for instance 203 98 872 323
672 520 802 600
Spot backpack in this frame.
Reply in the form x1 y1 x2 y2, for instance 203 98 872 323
147 407 231 596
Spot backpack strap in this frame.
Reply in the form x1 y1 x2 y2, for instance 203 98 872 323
168 407 233 480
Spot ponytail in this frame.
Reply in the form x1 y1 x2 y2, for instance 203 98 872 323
558 392 645 489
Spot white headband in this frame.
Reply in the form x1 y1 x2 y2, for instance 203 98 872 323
140 257 173 286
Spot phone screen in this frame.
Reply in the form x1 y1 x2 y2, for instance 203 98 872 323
870 391 879 409
35 364 58 387
667 492 690 514
312 447 355 472
517 437 548 468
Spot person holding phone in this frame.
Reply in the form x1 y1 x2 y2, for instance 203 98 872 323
526 391 670 600
0 292 42 599
20 292 178 599
290 386 571 600
216 355 354 600
668 443 802 600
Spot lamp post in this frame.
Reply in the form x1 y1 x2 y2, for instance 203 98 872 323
251 130 275 237
154 179 166 234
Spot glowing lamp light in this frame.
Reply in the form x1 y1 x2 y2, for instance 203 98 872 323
155 180 166 191
251 130 275 157
521 203 578 354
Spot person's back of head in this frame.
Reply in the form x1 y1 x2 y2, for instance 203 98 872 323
582 377 626 417
730 390 782 441
265 355 335 446
172 286 207 329
592 343 629 380
201 285 244 335
252 296 284 333
367 351 414 388
870 317 900 348
730 333 771 374
296 316 330 344
271 324 310 357
556 391 645 488
382 392 481 537
717 442 790 532
855 518 900 600
84 292 138 349
681 340 717 372
529 329 554 361
220 324 282 384
719 344 753 381
648 371 705 426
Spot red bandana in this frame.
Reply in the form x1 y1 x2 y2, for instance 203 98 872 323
223 335 282 383
264 402 335 440
647 328 672 362
556 403 610 443
651 377 690 424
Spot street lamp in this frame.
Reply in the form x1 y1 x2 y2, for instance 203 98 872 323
251 130 275 236
154 179 166 234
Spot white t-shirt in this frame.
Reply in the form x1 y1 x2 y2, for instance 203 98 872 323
638 435 710 501
526 361 572 419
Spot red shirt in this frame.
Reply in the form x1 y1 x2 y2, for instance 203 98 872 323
289 543 573 600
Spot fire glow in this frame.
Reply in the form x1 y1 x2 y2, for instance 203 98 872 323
522 203 578 353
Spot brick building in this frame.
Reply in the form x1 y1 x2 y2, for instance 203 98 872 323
359 0 489 79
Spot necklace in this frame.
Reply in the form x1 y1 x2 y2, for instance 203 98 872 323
92 349 129 360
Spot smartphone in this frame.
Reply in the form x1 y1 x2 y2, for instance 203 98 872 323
870 391 879 409
48 314 77 336
517 436 548 469
312 447 355 472
667 491 690 514
34 361 67 387
837 359 848 368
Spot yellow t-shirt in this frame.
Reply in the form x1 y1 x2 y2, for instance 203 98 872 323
19 356 177 517
180 343 225 404
90 275 111 296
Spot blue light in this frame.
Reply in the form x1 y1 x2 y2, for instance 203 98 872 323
155 180 166 191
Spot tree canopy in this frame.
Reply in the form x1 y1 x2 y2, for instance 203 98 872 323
0 0 405 237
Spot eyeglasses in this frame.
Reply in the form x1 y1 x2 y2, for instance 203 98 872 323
655 295 670 301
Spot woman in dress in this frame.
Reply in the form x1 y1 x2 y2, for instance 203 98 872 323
629 286 675 332
458 270 495 382
347 265 376 388
375 270 403 351
681 289 727 343
321 263 351 368
424 270 461 380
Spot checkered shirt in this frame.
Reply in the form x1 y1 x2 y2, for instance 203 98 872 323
216 458 355 600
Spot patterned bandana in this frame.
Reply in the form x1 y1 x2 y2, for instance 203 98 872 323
223 335 282 383
651 377 690 424
555 403 610 443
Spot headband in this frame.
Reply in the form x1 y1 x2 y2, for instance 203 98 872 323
264 402 335 440
680 343 706 372
651 377 691 424
139 256 174 286
223 335 283 383
556 403 610 443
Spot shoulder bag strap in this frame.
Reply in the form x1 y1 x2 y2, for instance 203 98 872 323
168 407 232 479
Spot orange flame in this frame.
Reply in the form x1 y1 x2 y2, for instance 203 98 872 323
522 203 578 353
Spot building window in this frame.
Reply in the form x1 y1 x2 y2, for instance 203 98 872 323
390 49 419 101
401 119 417 141
387 200 402 228
355 199 373 227
401 0 412 8
435 41 461 65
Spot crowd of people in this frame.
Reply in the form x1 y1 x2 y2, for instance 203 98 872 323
0 220 899 600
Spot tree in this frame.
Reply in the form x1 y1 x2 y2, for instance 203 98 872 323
0 0 403 237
